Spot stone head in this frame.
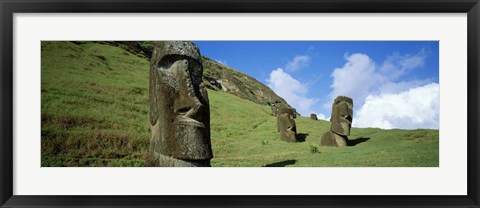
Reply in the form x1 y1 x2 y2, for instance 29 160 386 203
330 96 353 136
277 106 297 142
149 41 212 161
278 107 296 120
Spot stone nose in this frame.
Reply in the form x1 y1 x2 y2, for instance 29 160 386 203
173 59 203 118
343 115 352 123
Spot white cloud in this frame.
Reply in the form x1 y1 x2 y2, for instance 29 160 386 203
326 50 436 129
380 50 426 80
266 68 318 116
215 59 228 66
328 53 386 108
354 83 439 129
328 52 428 108
379 79 431 94
285 55 310 72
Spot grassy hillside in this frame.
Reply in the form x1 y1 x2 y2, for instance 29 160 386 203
41 41 439 167
202 57 290 107
102 41 291 107
210 89 438 167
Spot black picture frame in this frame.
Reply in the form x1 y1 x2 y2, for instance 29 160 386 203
1 0 479 207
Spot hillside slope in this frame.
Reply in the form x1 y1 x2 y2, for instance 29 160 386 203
202 56 290 107
41 41 439 167
99 41 291 108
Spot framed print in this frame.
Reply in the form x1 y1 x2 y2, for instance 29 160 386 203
1 0 479 207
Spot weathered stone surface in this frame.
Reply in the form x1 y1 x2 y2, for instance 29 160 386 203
277 106 297 142
270 101 282 116
330 96 353 136
278 106 296 118
270 101 298 118
147 41 213 167
320 96 353 147
147 153 211 167
320 131 347 147
310 113 318 120
202 57 291 107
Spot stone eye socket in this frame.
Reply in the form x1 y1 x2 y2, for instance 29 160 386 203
157 55 175 70
157 55 203 87
157 55 201 70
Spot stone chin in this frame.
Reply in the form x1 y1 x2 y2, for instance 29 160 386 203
173 121 212 160
320 131 347 147
331 117 352 136
340 121 351 135
283 128 297 143
149 153 211 167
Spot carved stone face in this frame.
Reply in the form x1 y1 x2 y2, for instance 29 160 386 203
149 41 212 164
330 96 353 136
277 107 297 142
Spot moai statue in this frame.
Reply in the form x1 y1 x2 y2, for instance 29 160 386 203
321 96 353 147
147 41 213 167
277 106 297 142
310 113 318 120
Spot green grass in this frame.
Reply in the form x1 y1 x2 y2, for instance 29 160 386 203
41 41 439 167
41 41 149 167
209 89 438 167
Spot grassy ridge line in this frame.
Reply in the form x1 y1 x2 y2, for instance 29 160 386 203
41 41 439 167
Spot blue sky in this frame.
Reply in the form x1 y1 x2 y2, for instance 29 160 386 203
194 41 439 130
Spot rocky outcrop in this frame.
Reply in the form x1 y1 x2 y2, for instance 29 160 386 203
201 57 290 108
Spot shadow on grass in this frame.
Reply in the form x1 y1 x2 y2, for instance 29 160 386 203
347 137 370 146
264 159 297 167
296 133 309 142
